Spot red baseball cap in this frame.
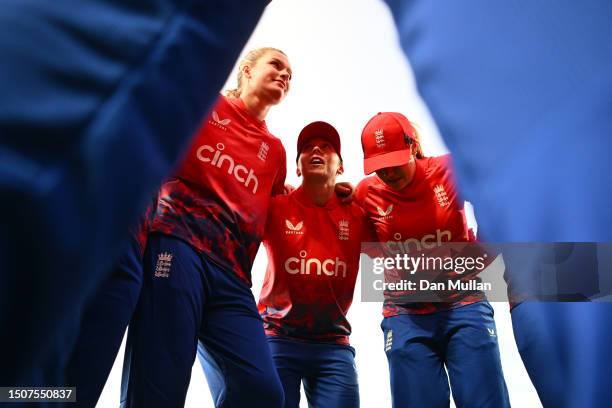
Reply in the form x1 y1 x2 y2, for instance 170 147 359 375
361 112 416 175
296 121 342 162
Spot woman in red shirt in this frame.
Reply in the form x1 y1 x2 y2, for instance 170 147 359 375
123 47 292 408
356 112 510 407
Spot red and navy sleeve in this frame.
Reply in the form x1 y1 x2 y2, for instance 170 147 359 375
271 143 287 197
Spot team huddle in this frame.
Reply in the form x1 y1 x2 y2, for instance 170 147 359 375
4 0 611 406
67 47 536 408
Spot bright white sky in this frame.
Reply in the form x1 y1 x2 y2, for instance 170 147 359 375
99 1 540 406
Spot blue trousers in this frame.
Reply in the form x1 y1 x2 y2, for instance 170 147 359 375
121 234 284 408
65 233 143 408
0 0 268 389
267 337 359 408
382 302 509 408
512 302 612 408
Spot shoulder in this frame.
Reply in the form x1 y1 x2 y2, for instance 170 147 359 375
427 154 452 172
269 137 287 177
269 189 293 208
256 122 286 158
422 154 456 180
334 197 367 219
211 94 231 115
424 155 463 204
355 176 380 204
265 193 294 232
269 134 286 157
348 201 369 224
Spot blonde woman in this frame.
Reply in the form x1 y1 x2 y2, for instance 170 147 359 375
123 48 292 408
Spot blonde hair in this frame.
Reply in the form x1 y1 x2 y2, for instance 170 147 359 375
225 47 287 98
404 119 425 159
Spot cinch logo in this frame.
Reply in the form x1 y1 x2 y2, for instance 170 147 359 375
376 204 394 220
374 129 385 148
284 250 348 278
433 184 450 208
209 110 231 131
285 220 304 235
386 229 452 254
196 142 259 194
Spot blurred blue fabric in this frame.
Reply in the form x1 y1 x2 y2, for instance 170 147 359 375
385 1 612 406
0 0 268 390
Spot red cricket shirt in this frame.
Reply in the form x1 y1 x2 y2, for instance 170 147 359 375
150 95 287 285
356 154 485 315
258 187 371 345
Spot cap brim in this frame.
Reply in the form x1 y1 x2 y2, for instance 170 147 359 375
363 149 411 175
